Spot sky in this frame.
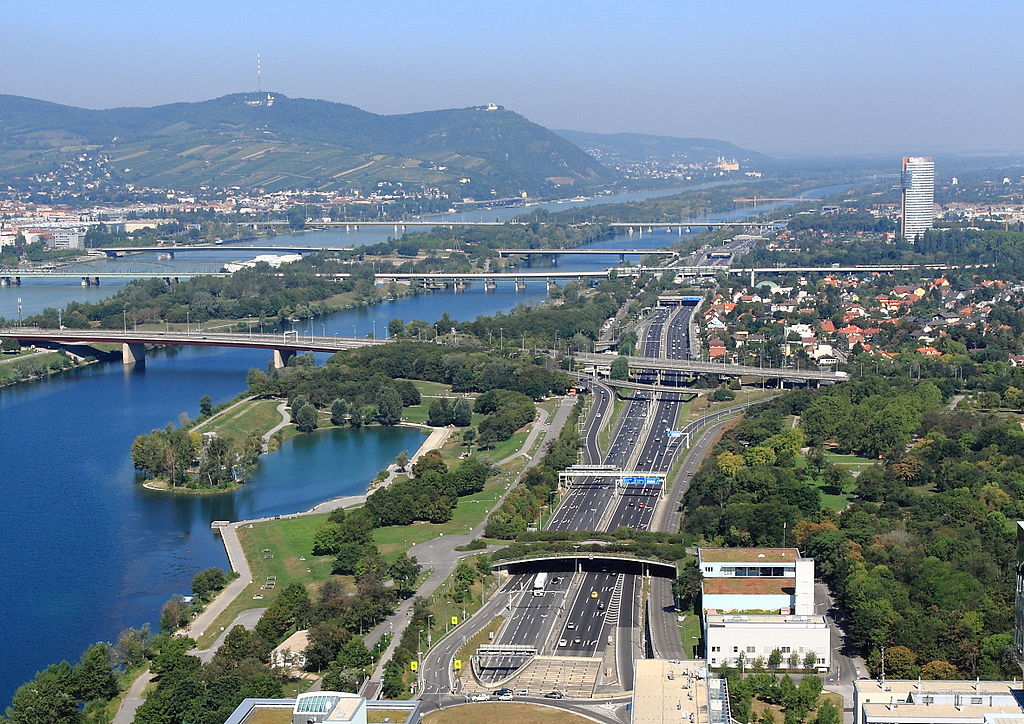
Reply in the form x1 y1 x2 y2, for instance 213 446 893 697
5 0 1023 156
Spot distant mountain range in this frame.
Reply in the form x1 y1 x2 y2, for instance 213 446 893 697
0 92 615 197
555 129 771 167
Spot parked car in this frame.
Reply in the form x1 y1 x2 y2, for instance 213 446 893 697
558 638 568 647
516 689 530 696
497 693 513 701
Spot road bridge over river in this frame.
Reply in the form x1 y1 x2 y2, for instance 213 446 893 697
0 328 389 368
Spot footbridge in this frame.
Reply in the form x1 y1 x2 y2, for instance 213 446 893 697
0 328 389 368
576 352 848 383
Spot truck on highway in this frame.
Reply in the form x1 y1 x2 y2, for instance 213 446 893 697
532 572 548 596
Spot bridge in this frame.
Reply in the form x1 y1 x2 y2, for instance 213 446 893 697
94 245 356 257
575 352 848 383
306 220 521 228
0 270 232 286
608 220 788 232
0 327 389 368
495 248 676 259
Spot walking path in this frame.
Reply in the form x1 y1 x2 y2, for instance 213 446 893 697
190 395 256 433
261 402 292 452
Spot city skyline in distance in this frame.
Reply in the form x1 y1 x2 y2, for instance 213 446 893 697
5 1 1024 157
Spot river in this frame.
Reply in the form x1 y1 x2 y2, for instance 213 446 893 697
0 182 850 704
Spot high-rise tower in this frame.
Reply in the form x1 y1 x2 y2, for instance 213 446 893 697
901 156 935 242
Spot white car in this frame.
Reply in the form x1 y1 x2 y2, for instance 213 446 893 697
470 693 490 702
558 638 568 647
497 693 514 701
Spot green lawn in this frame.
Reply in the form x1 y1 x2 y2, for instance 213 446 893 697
205 399 283 440
679 612 702 659
196 514 352 648
793 452 873 511
483 426 531 462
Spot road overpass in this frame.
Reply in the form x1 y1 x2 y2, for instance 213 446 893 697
576 351 848 383
0 327 389 367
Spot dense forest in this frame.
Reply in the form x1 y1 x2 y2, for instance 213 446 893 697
682 378 1021 679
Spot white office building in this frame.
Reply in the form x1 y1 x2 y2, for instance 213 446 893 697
699 548 830 670
901 156 935 242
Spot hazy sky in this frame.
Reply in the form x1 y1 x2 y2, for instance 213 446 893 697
6 0 1022 155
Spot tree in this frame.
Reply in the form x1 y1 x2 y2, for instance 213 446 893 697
0 337 20 353
803 650 818 670
199 394 213 418
716 451 745 477
395 450 409 471
674 562 703 611
295 403 319 433
920 660 959 679
191 567 228 599
73 643 118 701
610 356 629 380
769 648 783 668
330 398 348 425
388 318 405 338
451 398 472 427
884 645 917 678
712 387 736 402
6 662 81 724
348 406 363 428
815 702 840 724
389 553 421 595
788 651 801 669
376 386 404 426
463 427 476 449
427 398 452 426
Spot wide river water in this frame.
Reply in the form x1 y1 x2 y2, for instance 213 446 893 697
0 183 849 703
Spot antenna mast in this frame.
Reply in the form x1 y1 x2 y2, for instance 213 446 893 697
257 53 262 92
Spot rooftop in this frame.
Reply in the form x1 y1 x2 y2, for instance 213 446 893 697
699 547 800 563
705 613 826 627
703 577 795 596
633 659 713 724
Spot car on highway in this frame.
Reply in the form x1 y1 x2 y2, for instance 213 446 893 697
497 692 514 701
544 691 565 699
566 622 576 629
495 688 513 696
637 503 646 509
469 693 491 702
516 689 530 696
558 638 568 647
598 602 605 610
573 636 582 644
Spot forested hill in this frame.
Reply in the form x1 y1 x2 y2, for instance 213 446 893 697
555 128 771 166
0 93 615 196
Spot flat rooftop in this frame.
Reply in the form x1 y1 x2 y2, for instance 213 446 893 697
633 660 710 724
699 547 800 563
703 577 795 596
856 680 1024 697
706 613 826 627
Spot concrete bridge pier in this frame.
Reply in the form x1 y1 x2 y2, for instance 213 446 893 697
272 348 295 369
454 281 467 291
484 279 496 291
121 342 146 365
547 279 559 292
516 279 526 291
